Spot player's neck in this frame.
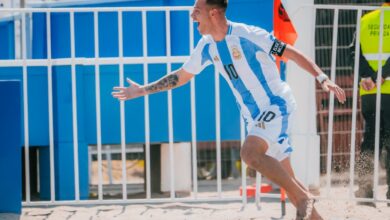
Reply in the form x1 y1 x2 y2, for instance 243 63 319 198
211 17 229 42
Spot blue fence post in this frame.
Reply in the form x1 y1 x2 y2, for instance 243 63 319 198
0 80 22 214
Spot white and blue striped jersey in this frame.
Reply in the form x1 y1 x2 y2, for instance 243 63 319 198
183 21 297 138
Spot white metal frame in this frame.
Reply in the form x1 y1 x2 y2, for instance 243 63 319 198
0 4 389 207
0 6 250 207
311 4 389 204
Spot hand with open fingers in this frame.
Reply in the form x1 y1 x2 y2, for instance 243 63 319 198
321 79 346 104
112 78 145 101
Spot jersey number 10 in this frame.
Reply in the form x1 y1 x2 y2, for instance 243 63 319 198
224 64 239 80
257 111 276 123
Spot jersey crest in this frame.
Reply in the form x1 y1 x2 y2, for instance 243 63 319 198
232 46 242 60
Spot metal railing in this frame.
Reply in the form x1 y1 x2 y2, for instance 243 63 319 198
0 4 389 208
0 6 254 207
311 4 390 204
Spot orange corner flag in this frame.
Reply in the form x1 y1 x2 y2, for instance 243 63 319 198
274 0 297 67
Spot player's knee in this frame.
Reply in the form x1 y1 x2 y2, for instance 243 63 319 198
240 145 265 168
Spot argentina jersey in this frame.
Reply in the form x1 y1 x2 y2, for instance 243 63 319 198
183 21 297 130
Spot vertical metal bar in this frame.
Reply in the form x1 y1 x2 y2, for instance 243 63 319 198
349 9 362 199
13 13 21 59
94 10 103 201
326 8 339 196
88 147 92 185
215 68 222 197
373 8 385 201
70 10 80 201
27 13 32 59
13 12 17 58
142 10 152 199
106 145 113 184
22 12 31 204
255 172 261 209
189 10 198 199
36 151 40 193
165 9 175 199
46 11 56 202
240 117 247 205
118 9 128 200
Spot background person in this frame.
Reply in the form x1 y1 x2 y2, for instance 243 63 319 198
350 0 390 206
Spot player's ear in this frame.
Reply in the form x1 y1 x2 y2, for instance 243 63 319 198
210 8 217 17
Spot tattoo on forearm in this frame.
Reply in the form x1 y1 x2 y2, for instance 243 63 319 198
145 74 179 93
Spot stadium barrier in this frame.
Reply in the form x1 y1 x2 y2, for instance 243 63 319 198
0 4 388 208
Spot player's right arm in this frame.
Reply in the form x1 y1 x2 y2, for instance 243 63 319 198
112 36 210 101
111 68 194 101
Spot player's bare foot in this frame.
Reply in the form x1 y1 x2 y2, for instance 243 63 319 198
296 198 315 220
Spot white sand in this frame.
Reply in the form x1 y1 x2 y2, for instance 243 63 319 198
2 170 389 219
8 199 388 220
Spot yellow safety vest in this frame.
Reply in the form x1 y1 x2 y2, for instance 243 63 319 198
360 4 390 95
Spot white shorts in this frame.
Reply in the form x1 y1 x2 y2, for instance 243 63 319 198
247 110 293 161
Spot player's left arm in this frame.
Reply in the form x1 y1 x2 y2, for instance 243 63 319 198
282 44 346 104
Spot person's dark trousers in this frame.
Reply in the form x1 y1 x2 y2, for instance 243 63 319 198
356 94 390 202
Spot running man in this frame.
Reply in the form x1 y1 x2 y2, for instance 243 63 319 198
112 0 346 219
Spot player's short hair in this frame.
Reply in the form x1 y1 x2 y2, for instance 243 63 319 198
386 0 390 3
206 0 228 11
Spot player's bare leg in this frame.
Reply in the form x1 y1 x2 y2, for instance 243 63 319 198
240 135 314 219
280 158 323 220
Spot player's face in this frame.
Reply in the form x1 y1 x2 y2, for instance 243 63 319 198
191 0 212 35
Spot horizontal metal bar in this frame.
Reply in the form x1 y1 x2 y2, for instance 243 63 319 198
314 196 390 204
316 46 351 50
316 24 356 29
23 197 243 207
28 0 138 8
23 192 390 207
321 67 352 71
312 5 381 11
0 56 188 67
0 6 192 13
89 147 143 154
22 192 289 207
318 131 364 135
320 152 358 156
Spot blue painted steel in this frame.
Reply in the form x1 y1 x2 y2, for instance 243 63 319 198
40 66 89 200
39 143 89 200
0 67 50 146
0 20 15 59
0 80 22 213
0 0 273 143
